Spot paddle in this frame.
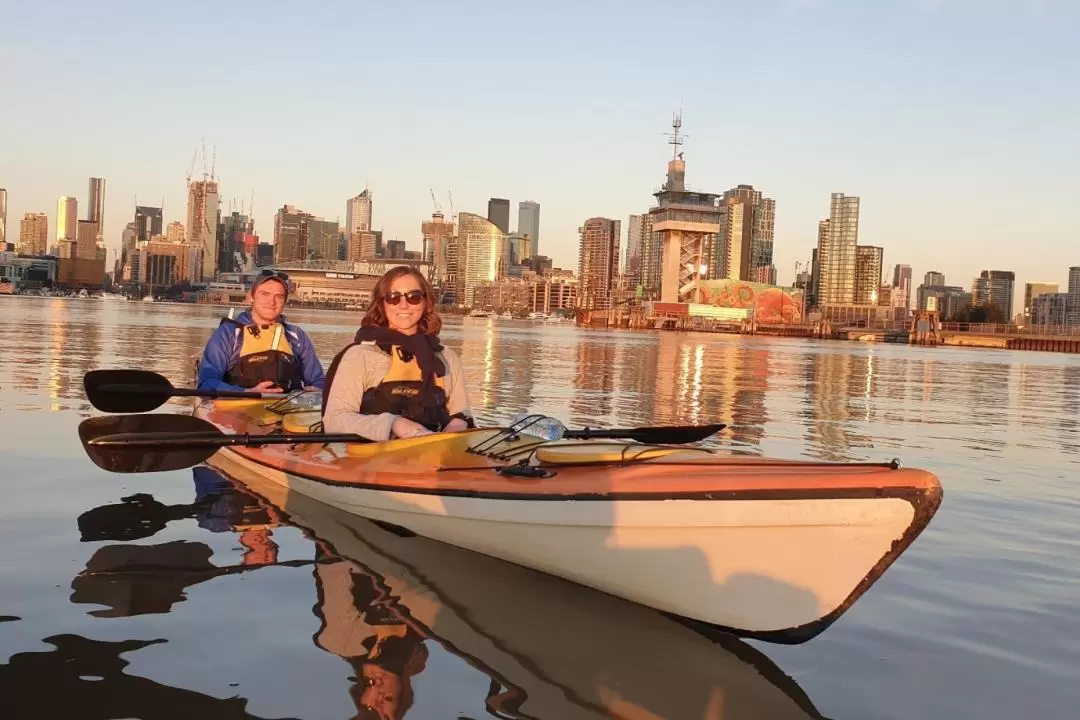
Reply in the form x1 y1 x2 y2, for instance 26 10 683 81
83 371 726 446
78 414 367 473
562 424 725 444
84 369 289 413
78 415 725 474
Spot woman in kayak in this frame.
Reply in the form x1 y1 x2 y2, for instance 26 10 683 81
321 265 474 441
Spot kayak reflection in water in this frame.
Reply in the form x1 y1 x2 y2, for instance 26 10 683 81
321 265 475 441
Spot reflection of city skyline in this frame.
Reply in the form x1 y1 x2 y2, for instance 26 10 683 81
647 335 770 451
568 335 617 427
802 349 878 461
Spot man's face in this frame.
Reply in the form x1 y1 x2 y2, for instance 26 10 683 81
250 279 287 324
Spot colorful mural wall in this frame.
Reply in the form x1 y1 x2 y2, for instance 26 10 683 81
689 279 805 324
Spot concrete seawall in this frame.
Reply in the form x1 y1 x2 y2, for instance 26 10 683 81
939 333 1080 353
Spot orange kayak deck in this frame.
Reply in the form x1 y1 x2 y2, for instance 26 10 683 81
194 399 943 503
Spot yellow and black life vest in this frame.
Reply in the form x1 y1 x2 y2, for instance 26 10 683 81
222 317 302 390
357 341 452 431
322 328 471 432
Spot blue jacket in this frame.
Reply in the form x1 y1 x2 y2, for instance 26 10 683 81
197 310 326 391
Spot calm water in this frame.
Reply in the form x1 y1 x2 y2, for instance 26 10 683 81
1 296 1078 719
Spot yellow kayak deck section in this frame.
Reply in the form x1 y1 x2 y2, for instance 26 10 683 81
191 396 942 501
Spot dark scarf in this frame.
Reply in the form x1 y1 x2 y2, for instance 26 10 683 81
354 326 447 409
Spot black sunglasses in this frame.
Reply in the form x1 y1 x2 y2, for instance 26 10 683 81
384 290 425 305
258 269 290 281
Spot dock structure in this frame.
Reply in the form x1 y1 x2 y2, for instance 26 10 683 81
909 311 943 346
576 304 1080 354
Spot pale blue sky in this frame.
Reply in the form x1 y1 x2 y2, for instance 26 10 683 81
3 0 1077 303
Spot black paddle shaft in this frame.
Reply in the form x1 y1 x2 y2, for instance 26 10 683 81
89 430 366 450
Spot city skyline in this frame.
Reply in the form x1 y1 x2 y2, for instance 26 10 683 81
3 1 1076 306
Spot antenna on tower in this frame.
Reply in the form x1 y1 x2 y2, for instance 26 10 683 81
201 138 208 181
665 110 686 160
211 145 217 181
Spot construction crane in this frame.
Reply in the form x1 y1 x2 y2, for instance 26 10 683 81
185 148 198 187
430 189 443 219
447 189 456 221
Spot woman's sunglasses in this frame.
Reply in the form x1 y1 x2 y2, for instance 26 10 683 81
384 290 425 306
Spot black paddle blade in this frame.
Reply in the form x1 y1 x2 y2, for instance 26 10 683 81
563 423 727 445
78 415 220 474
84 369 174 413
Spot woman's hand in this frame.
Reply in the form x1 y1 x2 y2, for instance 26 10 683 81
443 418 469 433
392 417 432 439
252 380 284 393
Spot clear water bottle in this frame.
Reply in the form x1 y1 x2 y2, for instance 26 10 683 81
508 414 567 441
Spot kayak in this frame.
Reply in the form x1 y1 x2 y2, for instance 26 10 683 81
200 460 832 719
192 393 943 644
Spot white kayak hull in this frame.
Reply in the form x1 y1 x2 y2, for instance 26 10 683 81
211 445 933 642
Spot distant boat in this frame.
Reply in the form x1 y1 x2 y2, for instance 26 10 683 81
467 309 491 318
142 295 155 303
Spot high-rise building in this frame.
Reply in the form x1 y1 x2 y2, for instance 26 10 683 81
308 218 340 261
273 205 335 263
18 213 48 256
1067 267 1080 326
517 201 539 258
346 190 372 237
624 214 644 281
577 217 621 310
0 188 7 248
166 221 185 244
87 177 105 246
505 232 530 268
1068 267 1080 297
892 264 912 310
971 270 1015 319
187 179 220 280
815 193 860 305
715 185 776 283
386 239 406 259
1024 282 1059 320
456 212 505 307
219 211 258 273
421 212 454 284
346 231 378 261
854 246 883 304
56 196 78 248
76 220 99 260
134 206 163 242
649 114 721 303
487 198 510 234
924 271 945 287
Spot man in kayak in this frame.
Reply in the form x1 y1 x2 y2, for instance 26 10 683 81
197 269 325 393
321 265 474 441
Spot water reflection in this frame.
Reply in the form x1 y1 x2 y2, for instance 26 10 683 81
0 635 287 719
568 334 617 427
1061 365 1080 457
60 466 830 719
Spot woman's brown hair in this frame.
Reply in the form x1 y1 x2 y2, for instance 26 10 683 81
361 265 443 335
